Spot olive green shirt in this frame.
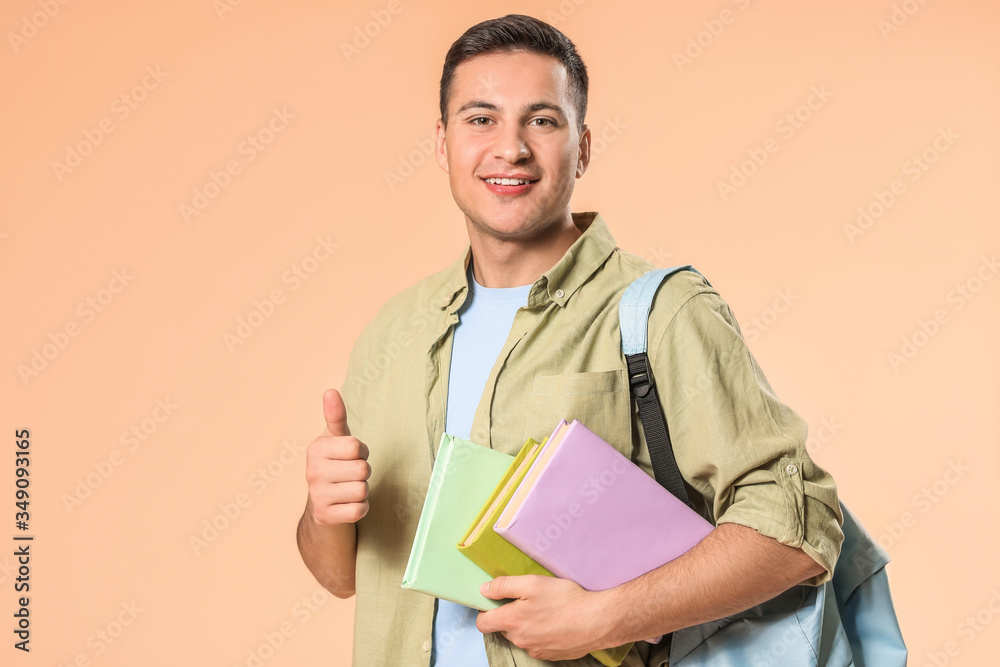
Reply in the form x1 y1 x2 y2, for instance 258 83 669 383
341 212 843 667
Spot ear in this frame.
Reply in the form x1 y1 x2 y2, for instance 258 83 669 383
434 118 449 173
576 123 591 178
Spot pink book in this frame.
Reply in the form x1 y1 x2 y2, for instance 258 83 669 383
494 419 714 591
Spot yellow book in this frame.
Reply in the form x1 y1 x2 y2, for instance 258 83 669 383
458 437 634 667
459 438 551 579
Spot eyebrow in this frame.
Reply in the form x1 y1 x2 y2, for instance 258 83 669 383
455 100 569 123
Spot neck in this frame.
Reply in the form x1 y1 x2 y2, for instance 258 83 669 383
467 215 583 288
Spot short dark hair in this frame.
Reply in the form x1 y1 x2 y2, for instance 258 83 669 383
439 14 588 131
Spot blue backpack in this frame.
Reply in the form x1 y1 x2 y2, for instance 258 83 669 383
619 266 907 666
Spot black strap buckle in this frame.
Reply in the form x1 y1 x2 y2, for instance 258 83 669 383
627 353 655 398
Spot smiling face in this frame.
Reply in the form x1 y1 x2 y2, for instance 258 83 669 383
435 50 591 243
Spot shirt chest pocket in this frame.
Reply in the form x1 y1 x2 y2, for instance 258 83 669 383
521 369 634 459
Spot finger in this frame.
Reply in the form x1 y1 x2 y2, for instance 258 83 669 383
306 458 371 485
322 388 351 437
481 576 517 600
482 574 549 601
476 608 506 635
308 437 370 465
311 499 369 526
311 480 369 506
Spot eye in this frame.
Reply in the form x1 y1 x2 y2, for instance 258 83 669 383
531 117 557 127
469 116 493 126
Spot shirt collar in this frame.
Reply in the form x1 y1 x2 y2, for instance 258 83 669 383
432 211 617 313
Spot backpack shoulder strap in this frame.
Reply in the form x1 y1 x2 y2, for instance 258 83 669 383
619 265 706 508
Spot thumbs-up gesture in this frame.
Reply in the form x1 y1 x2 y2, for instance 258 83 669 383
305 389 371 526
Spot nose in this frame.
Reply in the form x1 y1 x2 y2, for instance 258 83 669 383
493 123 530 163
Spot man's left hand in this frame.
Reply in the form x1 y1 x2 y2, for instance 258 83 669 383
476 575 613 661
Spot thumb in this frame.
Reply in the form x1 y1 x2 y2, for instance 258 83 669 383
480 576 520 601
322 388 351 437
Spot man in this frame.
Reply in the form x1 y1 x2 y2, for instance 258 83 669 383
297 14 843 666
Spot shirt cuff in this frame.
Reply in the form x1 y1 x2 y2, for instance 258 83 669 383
715 456 844 586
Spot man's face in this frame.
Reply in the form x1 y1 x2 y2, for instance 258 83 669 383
435 51 591 242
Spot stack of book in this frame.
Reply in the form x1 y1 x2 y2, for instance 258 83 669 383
402 419 714 666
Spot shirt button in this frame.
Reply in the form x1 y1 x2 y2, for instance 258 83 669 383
786 464 798 476
554 288 565 298
422 640 431 652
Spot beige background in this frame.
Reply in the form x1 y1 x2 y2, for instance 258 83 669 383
2 0 998 665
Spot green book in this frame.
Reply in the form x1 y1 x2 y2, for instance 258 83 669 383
457 437 634 667
401 433 514 610
458 438 553 579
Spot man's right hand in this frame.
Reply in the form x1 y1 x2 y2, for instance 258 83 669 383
305 388 371 527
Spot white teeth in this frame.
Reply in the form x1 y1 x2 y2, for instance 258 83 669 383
486 177 531 185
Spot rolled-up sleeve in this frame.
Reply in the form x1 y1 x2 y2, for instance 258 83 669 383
649 281 844 585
